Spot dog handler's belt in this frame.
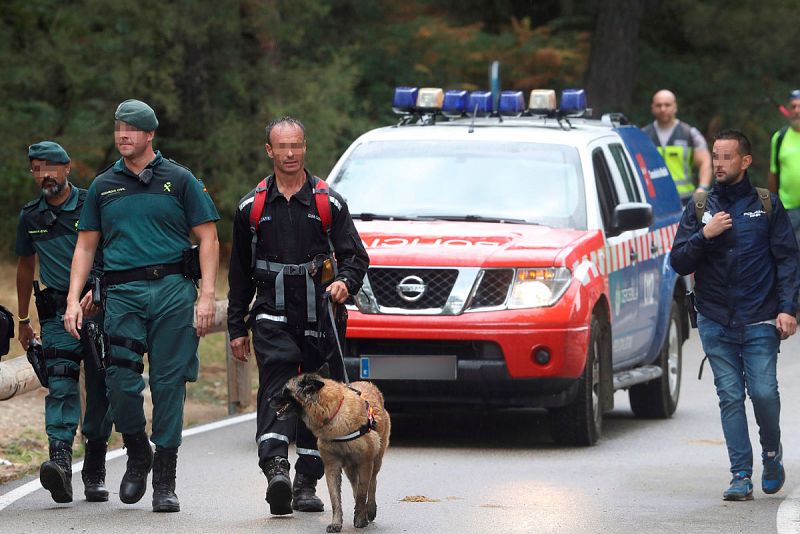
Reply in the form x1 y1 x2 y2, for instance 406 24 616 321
103 262 183 285
254 259 318 322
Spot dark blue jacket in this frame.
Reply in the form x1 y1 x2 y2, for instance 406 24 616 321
670 175 799 327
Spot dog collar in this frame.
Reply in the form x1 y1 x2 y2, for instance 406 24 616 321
330 400 377 442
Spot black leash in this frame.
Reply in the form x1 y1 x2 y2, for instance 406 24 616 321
324 293 350 385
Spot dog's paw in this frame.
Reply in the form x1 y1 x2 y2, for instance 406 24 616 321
326 523 342 533
354 512 369 528
367 501 377 521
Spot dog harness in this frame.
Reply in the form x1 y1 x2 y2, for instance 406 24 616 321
330 399 377 442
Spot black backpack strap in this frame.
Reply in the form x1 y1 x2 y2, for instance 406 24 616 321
775 125 789 186
755 187 772 222
692 190 708 226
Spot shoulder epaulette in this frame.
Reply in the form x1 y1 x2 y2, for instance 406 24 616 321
166 157 193 173
22 198 40 211
95 161 115 177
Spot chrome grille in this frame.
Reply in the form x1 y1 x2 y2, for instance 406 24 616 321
470 269 513 309
368 268 459 309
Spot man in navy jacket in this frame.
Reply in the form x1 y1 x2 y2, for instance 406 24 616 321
671 129 799 502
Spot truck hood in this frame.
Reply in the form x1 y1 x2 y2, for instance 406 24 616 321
356 220 598 267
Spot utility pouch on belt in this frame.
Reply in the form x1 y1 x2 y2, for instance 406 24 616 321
687 292 698 329
320 257 335 285
83 320 107 371
182 245 202 283
27 338 48 388
33 281 57 320
91 275 103 307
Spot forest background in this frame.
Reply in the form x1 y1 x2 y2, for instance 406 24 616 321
1 0 798 254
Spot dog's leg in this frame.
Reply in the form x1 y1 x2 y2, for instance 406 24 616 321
344 464 359 499
367 454 383 522
325 464 343 533
353 461 374 528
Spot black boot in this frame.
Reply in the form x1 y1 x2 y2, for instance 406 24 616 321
292 472 324 512
40 440 73 503
82 440 109 502
262 457 292 515
119 431 153 504
152 447 180 513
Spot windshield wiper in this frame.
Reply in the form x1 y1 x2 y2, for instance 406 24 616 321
352 213 424 221
419 214 532 224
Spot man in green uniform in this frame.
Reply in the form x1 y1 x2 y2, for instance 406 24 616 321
768 89 800 247
16 141 112 504
63 100 220 513
643 89 712 203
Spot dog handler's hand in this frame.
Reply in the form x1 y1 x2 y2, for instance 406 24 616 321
776 312 797 340
63 299 83 340
18 322 35 351
79 290 98 318
702 211 732 239
230 335 251 362
327 280 349 304
195 293 215 337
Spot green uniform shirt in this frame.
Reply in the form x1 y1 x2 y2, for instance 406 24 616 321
770 127 800 210
16 185 84 292
79 151 219 271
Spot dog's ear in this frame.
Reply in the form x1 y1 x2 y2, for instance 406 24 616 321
298 374 325 394
317 362 331 379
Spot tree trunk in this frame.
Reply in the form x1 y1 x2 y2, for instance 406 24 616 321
585 0 658 117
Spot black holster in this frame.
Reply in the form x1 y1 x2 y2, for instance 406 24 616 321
27 339 48 387
182 245 202 284
687 292 698 329
83 320 107 372
33 281 64 321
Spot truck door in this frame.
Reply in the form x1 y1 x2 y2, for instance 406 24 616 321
591 144 639 363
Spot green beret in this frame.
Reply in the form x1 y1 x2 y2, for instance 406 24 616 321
28 141 70 164
114 99 159 131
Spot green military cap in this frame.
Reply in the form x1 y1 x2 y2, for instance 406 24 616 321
114 99 159 131
28 141 70 164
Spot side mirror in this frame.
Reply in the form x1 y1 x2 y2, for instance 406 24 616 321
612 202 653 233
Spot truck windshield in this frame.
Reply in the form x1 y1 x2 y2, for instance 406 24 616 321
330 140 587 229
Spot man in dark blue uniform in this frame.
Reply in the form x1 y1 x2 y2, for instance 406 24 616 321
227 116 369 516
16 141 112 503
671 129 800 501
64 100 220 512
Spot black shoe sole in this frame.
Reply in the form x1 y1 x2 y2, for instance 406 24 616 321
292 498 324 512
85 487 109 502
153 502 181 512
40 463 72 504
266 477 292 515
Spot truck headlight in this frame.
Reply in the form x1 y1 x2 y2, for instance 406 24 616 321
508 267 572 309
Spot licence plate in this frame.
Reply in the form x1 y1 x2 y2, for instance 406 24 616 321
359 355 457 380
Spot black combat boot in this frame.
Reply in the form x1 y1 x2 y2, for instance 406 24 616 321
152 447 180 513
262 457 292 515
119 431 153 504
40 440 73 503
292 472 324 512
82 440 109 502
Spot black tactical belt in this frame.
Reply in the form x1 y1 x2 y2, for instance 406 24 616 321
103 262 182 286
48 364 80 381
43 347 82 364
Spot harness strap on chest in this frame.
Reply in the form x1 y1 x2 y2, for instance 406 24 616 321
254 259 318 323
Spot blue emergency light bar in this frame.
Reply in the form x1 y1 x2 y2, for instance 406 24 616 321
442 89 469 116
392 87 419 114
467 91 492 115
498 91 525 116
560 89 587 115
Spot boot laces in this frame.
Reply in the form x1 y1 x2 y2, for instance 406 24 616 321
264 458 290 480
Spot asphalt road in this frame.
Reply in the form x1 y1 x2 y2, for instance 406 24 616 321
4 330 800 533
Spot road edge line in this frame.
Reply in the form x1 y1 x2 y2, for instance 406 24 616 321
0 411 256 511
777 484 800 534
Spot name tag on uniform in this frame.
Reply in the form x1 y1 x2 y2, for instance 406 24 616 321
701 212 712 225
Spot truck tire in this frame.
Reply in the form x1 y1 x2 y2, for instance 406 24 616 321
629 298 682 418
550 315 608 446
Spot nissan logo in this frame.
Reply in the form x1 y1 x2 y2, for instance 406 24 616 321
396 275 426 302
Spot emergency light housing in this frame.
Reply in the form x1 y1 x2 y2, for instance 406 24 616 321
498 91 525 116
416 88 444 112
442 90 469 117
392 87 419 114
467 91 493 116
528 89 557 114
559 89 587 115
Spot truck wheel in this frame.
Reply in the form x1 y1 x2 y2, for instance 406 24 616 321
550 315 608 446
629 298 682 418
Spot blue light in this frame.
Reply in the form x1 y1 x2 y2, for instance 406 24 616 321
498 90 525 116
560 89 587 114
442 90 468 116
392 87 418 114
467 91 492 115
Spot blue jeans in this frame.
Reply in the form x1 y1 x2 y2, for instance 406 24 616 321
697 313 781 476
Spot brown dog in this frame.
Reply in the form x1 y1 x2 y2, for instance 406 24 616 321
272 374 391 532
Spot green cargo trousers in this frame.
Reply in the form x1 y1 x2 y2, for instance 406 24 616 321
103 274 199 449
42 316 112 445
